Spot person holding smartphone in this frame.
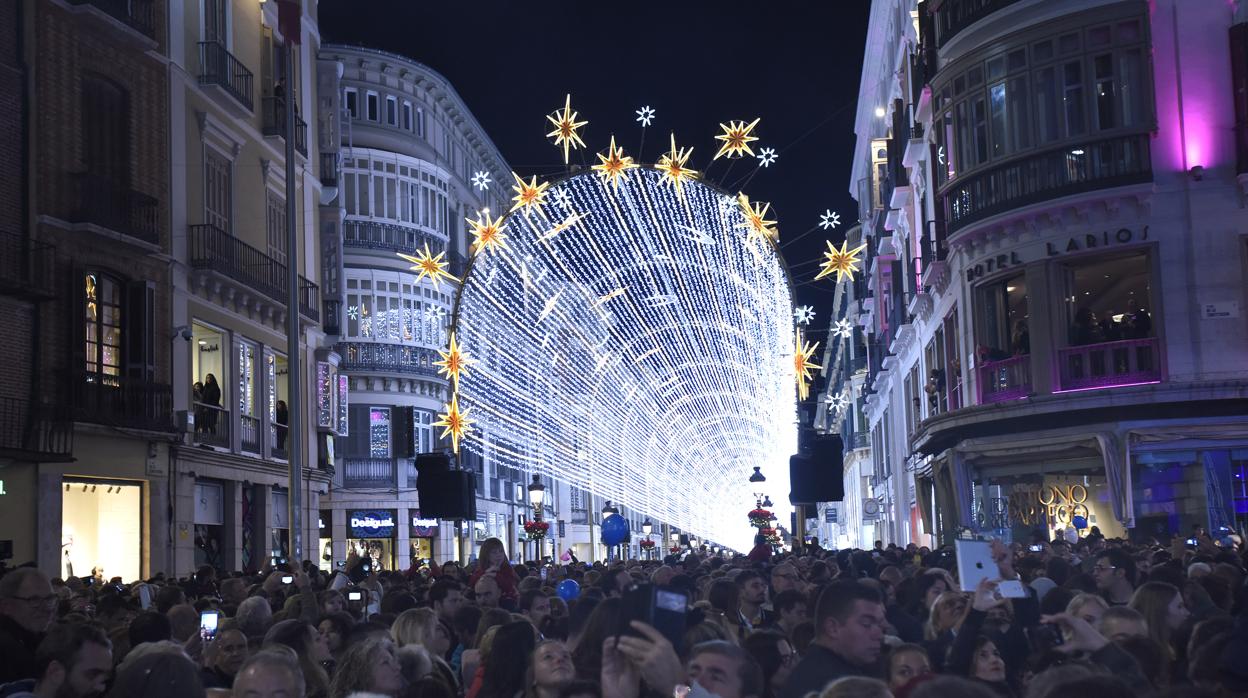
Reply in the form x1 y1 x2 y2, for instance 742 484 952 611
468 538 518 606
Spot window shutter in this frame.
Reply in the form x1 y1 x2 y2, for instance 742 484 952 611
344 404 370 457
125 280 155 382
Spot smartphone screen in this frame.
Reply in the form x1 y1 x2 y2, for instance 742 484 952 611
138 585 152 610
281 575 294 585
199 611 220 642
1029 544 1044 552
348 591 363 601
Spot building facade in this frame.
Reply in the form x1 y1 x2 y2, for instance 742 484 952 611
836 0 1248 548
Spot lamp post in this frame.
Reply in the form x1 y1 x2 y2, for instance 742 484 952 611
527 475 546 562
642 518 653 560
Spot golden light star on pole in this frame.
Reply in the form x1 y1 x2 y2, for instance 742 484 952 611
814 239 868 282
433 392 473 453
592 135 637 189
736 193 777 243
545 94 588 165
713 118 760 160
656 133 699 198
466 208 507 255
397 243 459 290
434 332 470 386
510 172 551 214
793 328 822 401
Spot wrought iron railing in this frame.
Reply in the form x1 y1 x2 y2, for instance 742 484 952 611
337 341 440 377
977 355 1031 404
931 0 1024 48
342 219 446 256
68 0 156 39
0 396 72 458
188 224 319 322
941 133 1152 234
67 172 160 245
1056 337 1162 393
342 458 396 488
270 422 288 460
192 402 229 448
261 96 308 157
75 371 174 430
0 230 56 299
198 40 254 111
240 414 261 454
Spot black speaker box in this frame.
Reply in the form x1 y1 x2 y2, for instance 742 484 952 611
789 434 845 505
417 469 476 520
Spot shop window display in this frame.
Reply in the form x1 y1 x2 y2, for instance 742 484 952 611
1133 449 1245 540
61 480 142 583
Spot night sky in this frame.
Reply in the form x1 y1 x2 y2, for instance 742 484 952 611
319 1 872 324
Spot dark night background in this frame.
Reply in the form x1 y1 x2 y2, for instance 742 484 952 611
319 1 872 325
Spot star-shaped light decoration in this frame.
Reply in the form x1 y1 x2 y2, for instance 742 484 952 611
545 94 588 165
471 171 491 191
814 239 868 283
510 172 551 214
635 105 655 127
466 208 508 255
433 392 473 453
832 318 854 339
592 135 638 189
794 327 822 401
713 118 761 160
656 133 698 198
819 209 841 230
794 305 815 326
736 193 777 243
550 187 572 209
828 390 851 413
347 305 359 320
397 243 459 290
434 332 470 386
757 147 778 168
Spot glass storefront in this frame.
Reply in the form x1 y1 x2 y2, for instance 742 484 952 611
410 511 437 568
973 469 1127 543
61 479 142 582
318 509 333 572
194 481 225 571
349 509 397 570
1132 449 1248 541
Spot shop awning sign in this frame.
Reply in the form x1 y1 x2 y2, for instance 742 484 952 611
411 511 439 538
349 510 395 538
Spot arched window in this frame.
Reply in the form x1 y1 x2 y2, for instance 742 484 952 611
84 272 123 380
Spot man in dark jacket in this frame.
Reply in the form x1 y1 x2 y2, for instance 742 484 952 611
0 618 112 698
780 580 886 698
0 568 58 684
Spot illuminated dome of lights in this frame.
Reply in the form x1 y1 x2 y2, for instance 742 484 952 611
451 166 796 550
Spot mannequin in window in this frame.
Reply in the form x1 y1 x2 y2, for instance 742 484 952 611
202 373 221 433
275 399 289 450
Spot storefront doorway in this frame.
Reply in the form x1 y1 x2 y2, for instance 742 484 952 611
61 479 142 582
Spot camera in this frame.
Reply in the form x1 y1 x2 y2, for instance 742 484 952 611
281 575 294 585
1028 544 1045 553
1027 623 1064 652
347 590 363 601
1186 538 1199 548
199 610 220 642
614 584 689 653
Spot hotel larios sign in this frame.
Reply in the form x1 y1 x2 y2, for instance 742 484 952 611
966 226 1150 282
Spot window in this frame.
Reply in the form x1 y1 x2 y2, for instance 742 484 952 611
345 88 358 119
203 147 231 233
413 409 433 453
366 92 378 122
1063 251 1153 346
369 407 390 458
416 108 426 138
268 352 289 456
266 191 286 265
386 96 397 126
236 340 258 417
204 0 228 43
402 101 412 131
81 74 130 192
84 273 123 378
1062 60 1086 137
974 273 1029 361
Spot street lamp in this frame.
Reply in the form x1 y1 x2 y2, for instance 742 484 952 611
762 496 773 508
749 466 766 483
641 518 653 559
601 500 619 519
527 474 547 561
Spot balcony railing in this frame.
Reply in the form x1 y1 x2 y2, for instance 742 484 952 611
977 354 1031 404
337 341 440 377
849 432 869 450
932 0 1024 48
75 372 174 430
1056 337 1162 393
342 219 446 256
0 230 56 300
67 172 160 245
193 402 229 448
198 40 253 111
189 224 319 322
261 96 307 157
240 414 261 454
0 396 72 459
941 133 1152 235
68 0 156 39
343 458 396 488
270 422 288 460
320 152 339 189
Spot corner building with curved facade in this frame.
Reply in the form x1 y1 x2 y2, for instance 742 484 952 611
833 0 1248 547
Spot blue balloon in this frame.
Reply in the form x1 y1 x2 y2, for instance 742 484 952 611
1072 515 1088 530
557 579 580 601
601 514 629 546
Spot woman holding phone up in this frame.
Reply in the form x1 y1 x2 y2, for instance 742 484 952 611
470 538 518 606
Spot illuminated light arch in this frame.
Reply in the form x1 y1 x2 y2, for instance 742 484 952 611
449 166 796 549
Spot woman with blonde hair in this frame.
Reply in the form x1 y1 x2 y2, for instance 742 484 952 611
1129 581 1189 659
922 591 968 673
393 607 459 690
1066 593 1109 627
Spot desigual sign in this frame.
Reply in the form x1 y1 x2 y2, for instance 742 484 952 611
967 226 1150 282
349 511 396 538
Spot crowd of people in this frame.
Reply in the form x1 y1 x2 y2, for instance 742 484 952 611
0 529 1245 698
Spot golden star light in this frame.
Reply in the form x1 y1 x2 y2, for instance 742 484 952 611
397 243 459 290
656 133 699 197
434 332 470 386
510 172 551 214
433 392 473 453
793 328 822 401
592 135 637 190
814 239 868 282
736 193 777 243
713 118 761 160
467 209 508 255
545 94 589 165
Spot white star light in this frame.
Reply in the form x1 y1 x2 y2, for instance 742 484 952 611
794 305 815 326
346 305 359 320
757 147 777 168
937 146 946 165
550 187 572 209
828 390 851 413
832 318 854 339
819 210 841 230
471 171 492 191
635 105 655 127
